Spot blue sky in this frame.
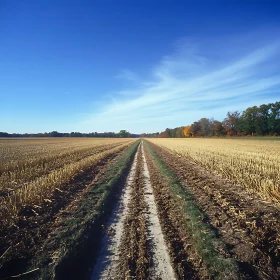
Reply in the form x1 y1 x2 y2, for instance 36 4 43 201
1 0 280 133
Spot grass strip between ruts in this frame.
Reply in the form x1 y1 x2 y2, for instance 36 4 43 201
32 140 140 280
144 140 240 280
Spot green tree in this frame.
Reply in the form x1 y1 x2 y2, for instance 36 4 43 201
269 102 280 135
223 111 241 136
213 121 225 136
241 106 259 135
119 130 130 138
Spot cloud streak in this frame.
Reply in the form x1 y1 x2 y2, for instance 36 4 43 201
79 35 280 133
115 68 140 82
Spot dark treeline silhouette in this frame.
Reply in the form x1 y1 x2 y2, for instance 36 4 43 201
2 102 279 138
0 130 139 138
142 101 280 138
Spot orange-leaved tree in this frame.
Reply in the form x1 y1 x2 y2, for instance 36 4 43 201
183 125 192 137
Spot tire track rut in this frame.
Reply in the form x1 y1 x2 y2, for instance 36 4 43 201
91 141 176 279
142 143 176 279
91 143 140 279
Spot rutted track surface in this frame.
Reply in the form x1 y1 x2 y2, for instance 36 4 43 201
91 142 176 279
143 143 210 279
91 143 140 279
141 143 175 279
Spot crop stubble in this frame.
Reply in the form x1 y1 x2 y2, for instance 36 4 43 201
148 138 280 204
0 138 134 227
145 139 280 279
1 137 279 279
0 138 135 278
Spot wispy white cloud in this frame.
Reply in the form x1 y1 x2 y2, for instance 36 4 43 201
115 68 140 82
78 35 280 133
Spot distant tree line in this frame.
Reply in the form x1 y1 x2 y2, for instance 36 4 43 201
2 101 279 138
0 129 139 138
142 101 280 138
140 132 160 138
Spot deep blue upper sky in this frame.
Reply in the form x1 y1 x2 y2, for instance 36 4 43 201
1 0 280 133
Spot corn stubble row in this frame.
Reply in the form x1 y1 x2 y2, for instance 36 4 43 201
0 138 135 227
1 142 126 194
148 138 280 204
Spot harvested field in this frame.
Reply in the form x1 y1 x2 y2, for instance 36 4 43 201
0 138 134 226
0 138 137 279
147 138 280 203
1 138 279 279
145 139 280 279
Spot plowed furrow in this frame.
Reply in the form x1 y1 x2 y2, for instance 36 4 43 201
146 140 280 279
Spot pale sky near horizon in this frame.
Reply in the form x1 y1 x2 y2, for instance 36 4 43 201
1 0 280 134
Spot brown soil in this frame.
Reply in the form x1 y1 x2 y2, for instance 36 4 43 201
0 144 129 279
146 140 280 280
143 143 210 280
117 144 150 279
3 139 278 279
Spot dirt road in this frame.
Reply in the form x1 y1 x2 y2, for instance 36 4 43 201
91 141 175 279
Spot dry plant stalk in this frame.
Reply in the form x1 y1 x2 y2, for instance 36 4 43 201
148 138 280 204
0 138 135 227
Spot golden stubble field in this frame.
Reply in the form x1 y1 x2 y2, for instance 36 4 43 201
148 138 280 204
0 138 134 226
1 138 280 279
